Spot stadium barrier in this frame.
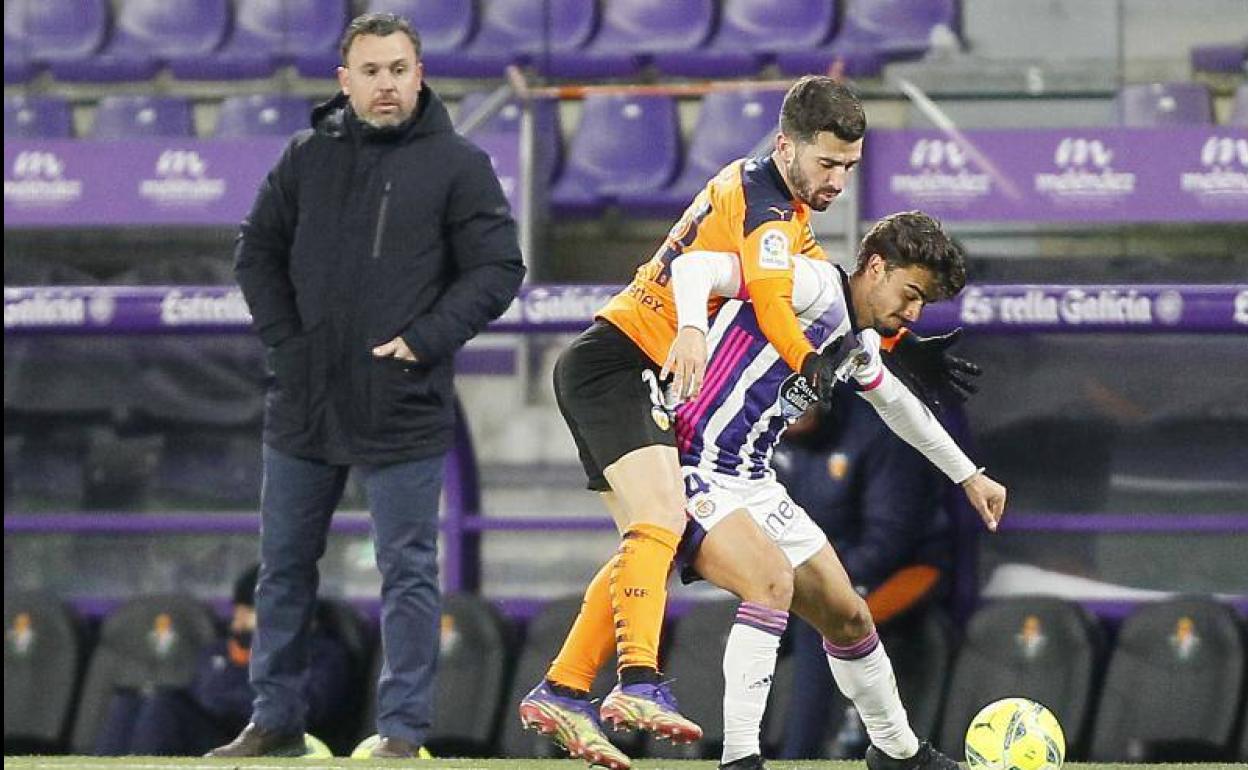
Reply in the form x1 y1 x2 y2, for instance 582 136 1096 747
5 282 1246 620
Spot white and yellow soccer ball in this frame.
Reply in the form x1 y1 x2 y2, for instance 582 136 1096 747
350 734 433 759
965 697 1065 770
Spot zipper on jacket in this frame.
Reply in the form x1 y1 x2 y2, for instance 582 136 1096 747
371 180 392 259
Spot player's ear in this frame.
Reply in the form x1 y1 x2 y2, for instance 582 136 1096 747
776 133 794 164
337 65 350 94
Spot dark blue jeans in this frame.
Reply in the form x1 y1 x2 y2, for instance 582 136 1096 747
251 445 444 746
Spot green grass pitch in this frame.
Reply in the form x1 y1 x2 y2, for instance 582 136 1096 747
5 759 1247 770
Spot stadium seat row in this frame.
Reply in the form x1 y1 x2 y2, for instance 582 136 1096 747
3 0 957 85
7 83 1248 218
4 593 1247 762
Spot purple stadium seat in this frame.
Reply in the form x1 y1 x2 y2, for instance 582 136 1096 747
778 0 957 78
619 89 785 217
295 0 474 78
50 0 230 83
1114 82 1213 127
543 0 714 79
423 0 597 78
172 0 348 81
4 96 74 139
457 92 562 182
1230 84 1248 126
1190 41 1247 74
88 95 195 140
653 0 837 78
4 0 107 64
213 94 311 138
550 95 680 217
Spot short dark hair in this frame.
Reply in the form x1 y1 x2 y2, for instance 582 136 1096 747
340 12 422 64
779 76 866 144
856 211 966 300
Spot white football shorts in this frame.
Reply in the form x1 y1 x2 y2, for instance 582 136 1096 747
682 466 828 568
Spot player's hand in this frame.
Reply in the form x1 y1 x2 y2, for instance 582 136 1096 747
961 470 1007 532
885 327 981 411
371 336 418 362
800 334 855 403
661 326 707 402
800 349 838 403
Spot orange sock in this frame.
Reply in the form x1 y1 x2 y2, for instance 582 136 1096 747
610 522 681 673
547 557 617 693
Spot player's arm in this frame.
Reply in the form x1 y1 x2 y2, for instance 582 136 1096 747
665 251 741 399
851 331 1006 531
739 223 818 374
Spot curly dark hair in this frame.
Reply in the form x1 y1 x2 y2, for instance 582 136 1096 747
855 211 967 300
779 75 867 144
340 12 422 63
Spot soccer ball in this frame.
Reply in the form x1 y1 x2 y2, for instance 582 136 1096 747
965 697 1065 770
350 733 434 759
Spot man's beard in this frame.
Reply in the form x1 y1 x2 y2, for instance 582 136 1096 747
362 112 408 128
787 156 830 211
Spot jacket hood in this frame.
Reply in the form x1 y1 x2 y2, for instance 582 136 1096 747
309 82 453 142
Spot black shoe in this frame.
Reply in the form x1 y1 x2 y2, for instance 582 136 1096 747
720 754 768 770
371 736 423 758
204 722 306 757
866 740 961 770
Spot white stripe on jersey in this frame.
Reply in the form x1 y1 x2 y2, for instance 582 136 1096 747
690 257 881 477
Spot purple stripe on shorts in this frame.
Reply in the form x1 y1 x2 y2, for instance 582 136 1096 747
823 630 880 660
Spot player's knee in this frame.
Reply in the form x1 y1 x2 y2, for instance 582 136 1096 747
841 597 874 642
746 558 794 610
827 597 874 645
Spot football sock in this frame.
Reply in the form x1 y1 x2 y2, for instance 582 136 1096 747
547 557 616 694
722 603 788 764
825 632 919 759
611 522 680 674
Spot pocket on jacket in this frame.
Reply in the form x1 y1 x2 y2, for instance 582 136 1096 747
265 333 312 431
369 358 440 430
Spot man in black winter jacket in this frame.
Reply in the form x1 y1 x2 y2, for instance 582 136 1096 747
209 12 524 760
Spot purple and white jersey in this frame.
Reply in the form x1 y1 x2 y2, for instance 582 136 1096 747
675 258 886 479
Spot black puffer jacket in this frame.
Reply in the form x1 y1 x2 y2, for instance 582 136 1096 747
235 85 525 464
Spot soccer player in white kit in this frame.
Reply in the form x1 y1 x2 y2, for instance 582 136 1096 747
667 211 1006 770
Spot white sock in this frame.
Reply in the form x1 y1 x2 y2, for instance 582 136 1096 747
824 632 920 760
721 602 788 764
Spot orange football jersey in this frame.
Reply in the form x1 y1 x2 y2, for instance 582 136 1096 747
598 155 827 373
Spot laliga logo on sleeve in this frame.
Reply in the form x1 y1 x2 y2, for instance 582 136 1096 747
1035 137 1135 203
890 138 990 203
1180 136 1248 203
140 149 226 205
4 150 83 206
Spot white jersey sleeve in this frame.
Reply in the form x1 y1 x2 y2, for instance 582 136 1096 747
670 251 743 332
855 358 979 483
